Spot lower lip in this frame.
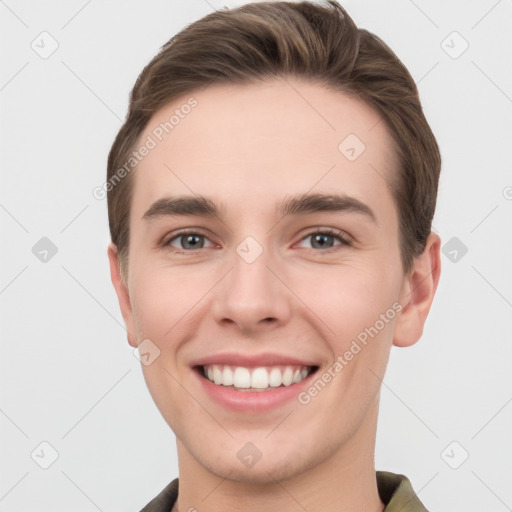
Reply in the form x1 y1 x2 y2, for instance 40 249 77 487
194 367 318 413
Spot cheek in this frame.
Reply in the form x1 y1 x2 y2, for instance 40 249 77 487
128 262 214 347
299 261 400 343
129 270 170 340
130 267 204 427
301 269 399 408
300 264 401 401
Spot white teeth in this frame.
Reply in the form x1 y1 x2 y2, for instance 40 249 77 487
251 367 269 389
282 367 293 386
233 367 251 388
213 365 223 385
269 367 282 387
222 366 233 386
202 364 313 389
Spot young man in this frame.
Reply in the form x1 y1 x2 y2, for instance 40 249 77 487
107 1 441 510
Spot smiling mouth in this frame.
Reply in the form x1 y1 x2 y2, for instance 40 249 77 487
195 364 319 391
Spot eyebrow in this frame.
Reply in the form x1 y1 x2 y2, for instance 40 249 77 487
142 192 376 223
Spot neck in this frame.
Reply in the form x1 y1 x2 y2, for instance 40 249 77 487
173 399 384 512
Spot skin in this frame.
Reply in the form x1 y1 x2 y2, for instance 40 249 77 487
108 77 440 512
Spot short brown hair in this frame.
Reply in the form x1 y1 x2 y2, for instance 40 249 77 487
107 0 441 280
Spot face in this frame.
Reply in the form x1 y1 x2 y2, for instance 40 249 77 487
109 77 439 484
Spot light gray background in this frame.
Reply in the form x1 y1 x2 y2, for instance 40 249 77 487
1 0 511 510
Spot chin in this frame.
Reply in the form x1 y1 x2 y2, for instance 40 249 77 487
197 441 318 485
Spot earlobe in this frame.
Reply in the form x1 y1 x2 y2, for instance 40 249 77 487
393 232 441 347
107 243 138 348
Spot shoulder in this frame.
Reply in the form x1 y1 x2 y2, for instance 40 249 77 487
377 471 429 511
139 478 179 512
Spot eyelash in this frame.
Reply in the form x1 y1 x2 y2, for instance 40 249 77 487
162 227 353 255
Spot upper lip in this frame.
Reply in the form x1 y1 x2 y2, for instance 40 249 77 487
190 352 319 368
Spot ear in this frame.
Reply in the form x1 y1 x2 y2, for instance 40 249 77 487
393 232 441 347
107 243 138 348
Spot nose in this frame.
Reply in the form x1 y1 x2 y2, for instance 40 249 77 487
211 241 292 334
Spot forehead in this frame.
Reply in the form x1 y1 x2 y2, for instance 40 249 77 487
130 77 397 223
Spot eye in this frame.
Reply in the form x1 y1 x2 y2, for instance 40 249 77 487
162 227 352 255
164 230 215 253
297 227 352 251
